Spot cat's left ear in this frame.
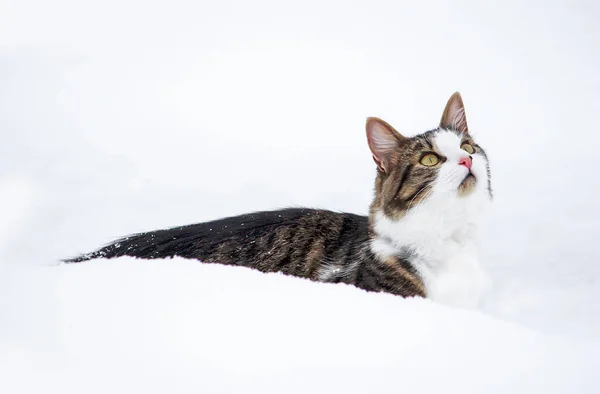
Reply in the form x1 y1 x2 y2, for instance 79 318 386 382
440 92 469 133
366 117 408 173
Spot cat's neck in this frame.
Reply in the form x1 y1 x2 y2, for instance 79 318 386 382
368 194 490 308
371 193 485 255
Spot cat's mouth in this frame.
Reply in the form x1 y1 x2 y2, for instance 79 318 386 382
458 172 477 195
462 172 476 182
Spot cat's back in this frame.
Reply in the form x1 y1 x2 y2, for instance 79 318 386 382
67 208 369 279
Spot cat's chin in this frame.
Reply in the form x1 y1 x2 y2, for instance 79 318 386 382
458 173 477 196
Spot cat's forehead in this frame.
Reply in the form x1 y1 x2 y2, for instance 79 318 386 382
409 128 469 152
433 128 463 147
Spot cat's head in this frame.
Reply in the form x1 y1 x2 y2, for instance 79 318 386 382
366 93 492 222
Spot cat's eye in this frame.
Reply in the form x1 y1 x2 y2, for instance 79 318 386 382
420 153 440 166
461 143 475 154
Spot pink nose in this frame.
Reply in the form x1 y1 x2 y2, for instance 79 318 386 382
459 156 472 170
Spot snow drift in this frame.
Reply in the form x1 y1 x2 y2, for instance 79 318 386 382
1 258 598 393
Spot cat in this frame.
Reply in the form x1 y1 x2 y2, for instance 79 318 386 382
66 92 492 308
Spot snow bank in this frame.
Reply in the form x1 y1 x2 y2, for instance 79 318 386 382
1 258 597 394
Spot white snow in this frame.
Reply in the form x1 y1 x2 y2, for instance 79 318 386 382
1 259 599 393
2 0 600 392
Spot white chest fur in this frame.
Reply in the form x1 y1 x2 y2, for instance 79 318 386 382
371 192 491 309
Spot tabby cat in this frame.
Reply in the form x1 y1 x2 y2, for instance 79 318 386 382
67 92 492 308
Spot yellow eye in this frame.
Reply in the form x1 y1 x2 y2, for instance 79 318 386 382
420 153 439 166
461 143 475 154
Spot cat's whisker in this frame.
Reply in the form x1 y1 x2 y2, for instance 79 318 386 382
407 186 428 209
437 169 460 187
406 168 462 211
408 185 434 210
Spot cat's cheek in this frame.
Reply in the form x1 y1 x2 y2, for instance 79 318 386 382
435 164 464 192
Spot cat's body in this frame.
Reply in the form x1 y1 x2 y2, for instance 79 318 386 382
67 93 492 308
68 208 425 298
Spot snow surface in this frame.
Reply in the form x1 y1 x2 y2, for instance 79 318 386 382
2 0 600 392
1 258 599 393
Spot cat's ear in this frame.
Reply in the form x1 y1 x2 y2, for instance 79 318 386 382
366 117 407 173
440 92 469 133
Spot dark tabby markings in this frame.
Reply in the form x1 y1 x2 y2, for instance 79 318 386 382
370 129 446 220
403 183 431 208
383 257 426 296
393 164 413 201
66 208 426 298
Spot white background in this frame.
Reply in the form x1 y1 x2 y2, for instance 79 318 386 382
1 0 599 392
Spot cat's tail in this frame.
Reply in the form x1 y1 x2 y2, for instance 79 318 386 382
62 224 204 263
62 232 156 263
63 250 106 263
63 239 133 263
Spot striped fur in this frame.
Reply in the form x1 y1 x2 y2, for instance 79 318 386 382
67 208 426 298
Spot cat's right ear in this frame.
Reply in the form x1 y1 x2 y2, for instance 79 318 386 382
440 92 469 133
366 117 407 173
